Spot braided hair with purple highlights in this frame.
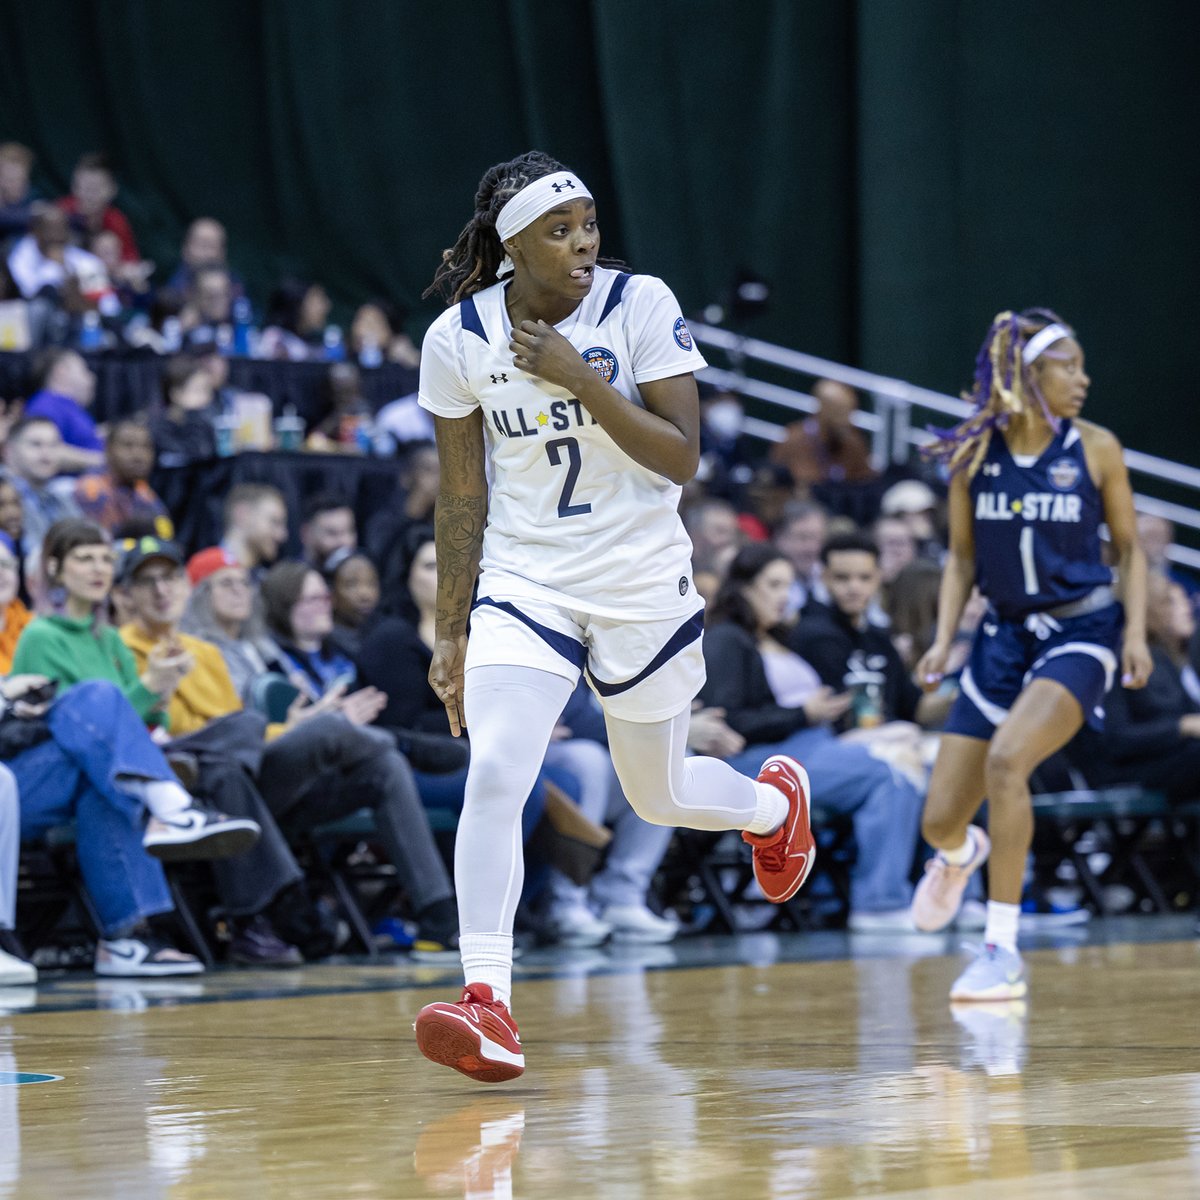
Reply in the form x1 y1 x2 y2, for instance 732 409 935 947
924 308 1073 479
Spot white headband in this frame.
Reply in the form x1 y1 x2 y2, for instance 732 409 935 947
1021 323 1072 364
494 173 593 277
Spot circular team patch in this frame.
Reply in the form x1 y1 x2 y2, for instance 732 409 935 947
1047 456 1081 491
672 317 693 351
581 346 619 385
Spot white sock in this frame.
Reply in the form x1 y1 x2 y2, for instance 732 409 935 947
460 932 514 1007
984 901 1020 952
745 781 789 836
940 830 976 866
120 778 192 819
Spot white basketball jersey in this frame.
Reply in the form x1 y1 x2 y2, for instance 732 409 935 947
418 267 707 620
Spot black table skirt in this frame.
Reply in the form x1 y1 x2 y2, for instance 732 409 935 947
152 450 403 557
0 349 418 430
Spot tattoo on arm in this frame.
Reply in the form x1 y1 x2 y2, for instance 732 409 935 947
435 492 486 635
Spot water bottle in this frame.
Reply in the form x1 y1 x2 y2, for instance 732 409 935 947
358 335 383 369
274 404 305 452
78 311 104 351
323 325 346 362
851 681 884 729
231 296 254 357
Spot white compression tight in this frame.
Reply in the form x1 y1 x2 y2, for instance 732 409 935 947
457 666 780 969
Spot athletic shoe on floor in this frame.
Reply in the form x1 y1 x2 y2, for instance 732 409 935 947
847 907 917 933
911 826 991 932
415 983 525 1083
143 806 261 862
228 915 304 966
949 943 1027 1002
95 935 205 977
0 946 37 987
742 755 816 904
602 903 678 943
548 903 612 947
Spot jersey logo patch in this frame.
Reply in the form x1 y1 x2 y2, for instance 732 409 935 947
672 317 693 351
581 346 619 385
1047 456 1081 491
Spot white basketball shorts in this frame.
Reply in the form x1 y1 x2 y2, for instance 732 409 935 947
465 591 707 723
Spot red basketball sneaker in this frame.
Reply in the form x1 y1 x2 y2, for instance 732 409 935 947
414 984 525 1083
742 755 816 903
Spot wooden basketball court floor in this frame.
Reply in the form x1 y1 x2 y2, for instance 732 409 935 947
1 915 1198 1199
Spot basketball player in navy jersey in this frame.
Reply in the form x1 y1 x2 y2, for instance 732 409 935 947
410 151 817 1082
911 309 1150 1000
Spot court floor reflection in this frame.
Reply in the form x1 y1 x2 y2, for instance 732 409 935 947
0 921 1197 1198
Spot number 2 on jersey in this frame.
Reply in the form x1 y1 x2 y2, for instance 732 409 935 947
546 437 592 518
1019 526 1039 595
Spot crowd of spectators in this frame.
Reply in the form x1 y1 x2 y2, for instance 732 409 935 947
1 141 1198 989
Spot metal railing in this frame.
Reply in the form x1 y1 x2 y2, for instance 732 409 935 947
693 323 1200 573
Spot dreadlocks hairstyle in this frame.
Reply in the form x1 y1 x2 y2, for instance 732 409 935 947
424 151 568 305
924 308 1074 480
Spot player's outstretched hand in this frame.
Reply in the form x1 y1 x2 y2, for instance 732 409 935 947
509 320 589 391
429 634 469 737
1120 634 1152 690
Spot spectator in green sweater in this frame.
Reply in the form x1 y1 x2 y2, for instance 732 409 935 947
11 520 194 722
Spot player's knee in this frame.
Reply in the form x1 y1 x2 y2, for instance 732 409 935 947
984 743 1027 794
922 806 961 847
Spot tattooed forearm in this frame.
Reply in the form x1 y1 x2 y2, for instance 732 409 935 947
434 492 487 636
431 411 488 637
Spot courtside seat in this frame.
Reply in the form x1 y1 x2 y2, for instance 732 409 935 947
247 672 300 724
662 801 851 934
303 805 460 956
18 823 215 967
1030 785 1198 915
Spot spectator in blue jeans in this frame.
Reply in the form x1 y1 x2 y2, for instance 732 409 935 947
699 544 925 931
3 676 257 975
0 763 33 985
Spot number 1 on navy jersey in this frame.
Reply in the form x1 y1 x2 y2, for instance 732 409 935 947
1019 526 1039 595
546 437 592 518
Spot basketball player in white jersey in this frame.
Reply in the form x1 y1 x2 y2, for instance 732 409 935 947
412 151 816 1083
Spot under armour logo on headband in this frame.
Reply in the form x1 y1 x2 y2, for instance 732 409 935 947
551 180 575 193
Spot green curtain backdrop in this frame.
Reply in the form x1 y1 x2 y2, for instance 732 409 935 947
1 0 1195 458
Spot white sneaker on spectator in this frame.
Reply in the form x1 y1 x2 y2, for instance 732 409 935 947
602 903 678 943
0 947 36 987
549 904 612 947
847 908 917 933
143 807 260 862
95 935 204 977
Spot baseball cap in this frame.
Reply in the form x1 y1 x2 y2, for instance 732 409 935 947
187 545 241 586
880 480 938 516
116 535 184 585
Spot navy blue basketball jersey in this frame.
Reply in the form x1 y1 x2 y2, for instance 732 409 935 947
969 420 1112 619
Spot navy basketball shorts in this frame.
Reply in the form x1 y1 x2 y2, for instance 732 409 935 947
465 592 707 723
944 602 1124 740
